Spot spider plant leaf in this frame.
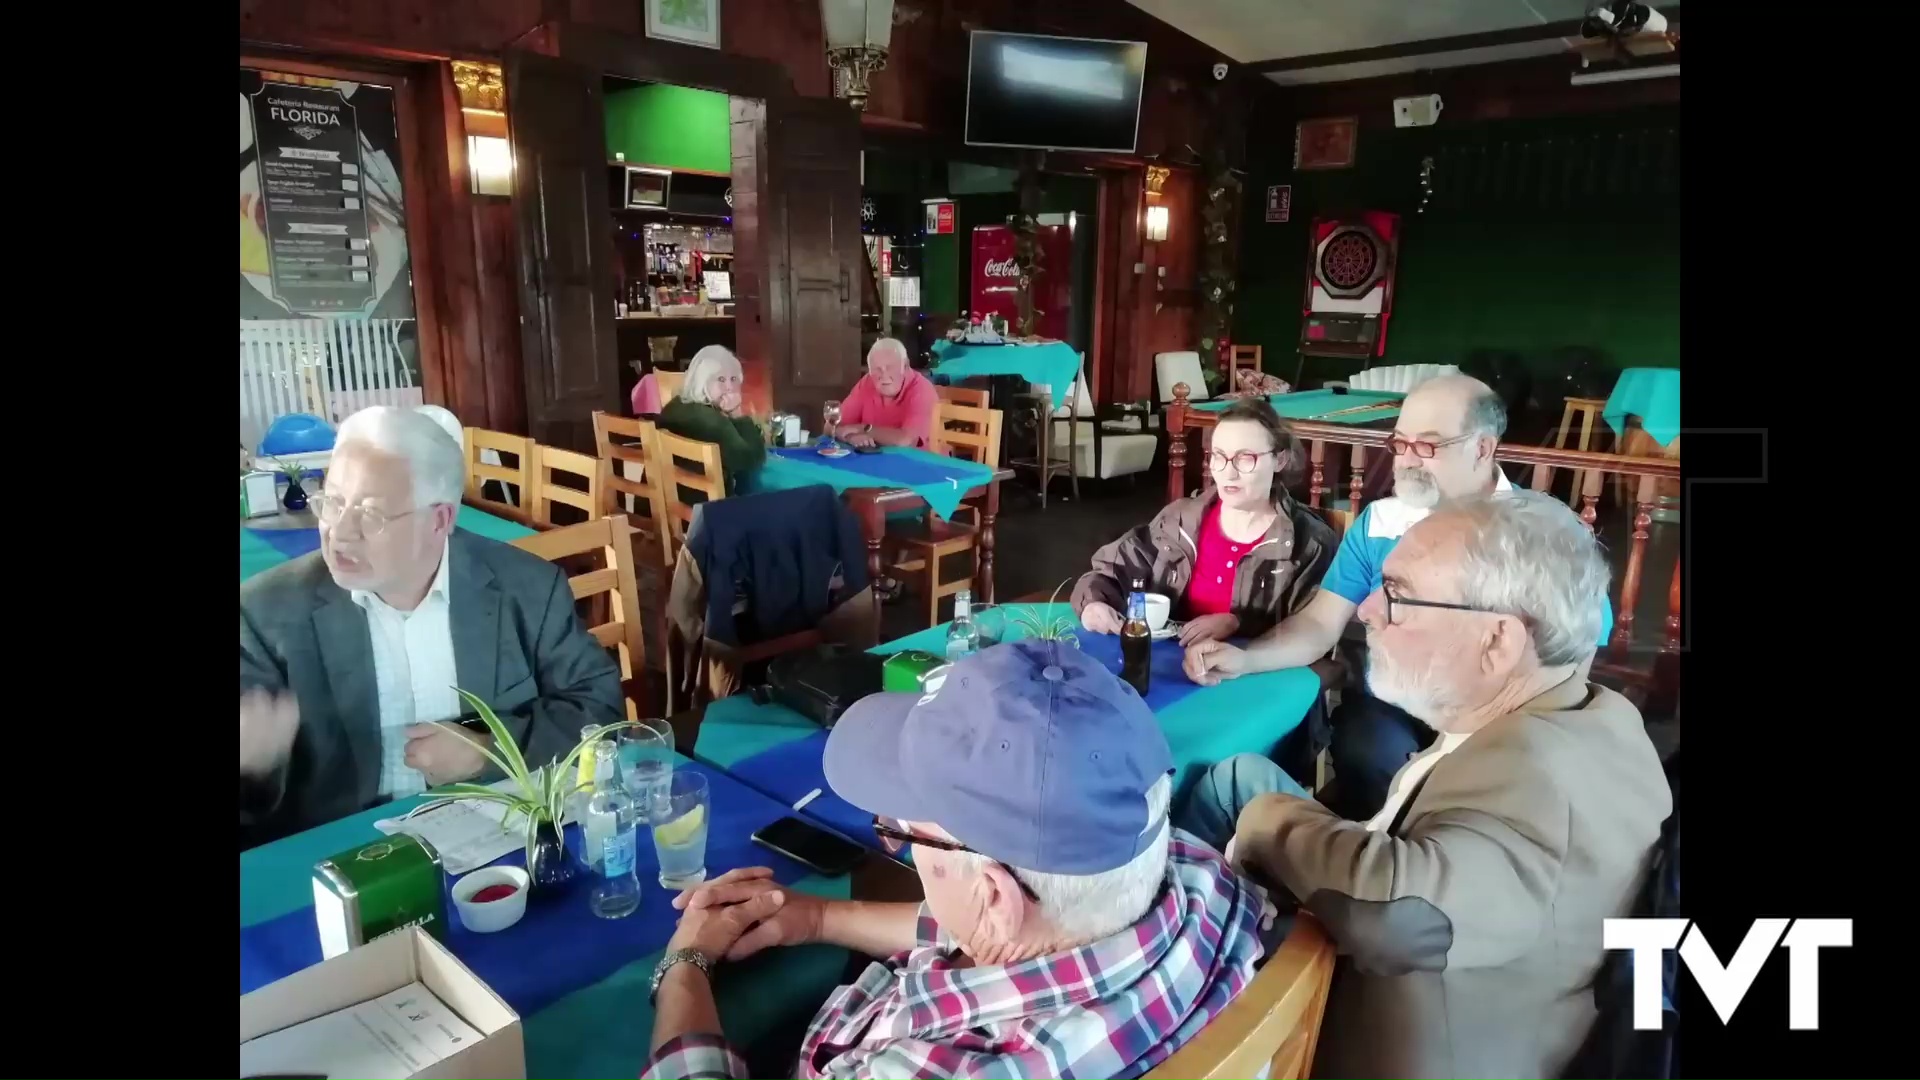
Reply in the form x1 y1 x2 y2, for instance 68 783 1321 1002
450 688 540 799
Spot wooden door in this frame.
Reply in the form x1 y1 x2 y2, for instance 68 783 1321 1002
769 97 863 425
507 49 618 451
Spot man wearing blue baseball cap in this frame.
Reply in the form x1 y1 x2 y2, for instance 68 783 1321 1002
640 638 1268 1080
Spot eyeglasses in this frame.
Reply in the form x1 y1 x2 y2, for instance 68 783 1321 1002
312 493 433 537
1381 582 1505 626
873 816 1040 901
1385 432 1474 459
1206 449 1275 473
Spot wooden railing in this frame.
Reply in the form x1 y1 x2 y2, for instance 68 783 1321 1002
1165 384 1683 676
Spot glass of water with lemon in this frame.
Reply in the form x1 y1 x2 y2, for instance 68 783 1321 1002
650 770 711 889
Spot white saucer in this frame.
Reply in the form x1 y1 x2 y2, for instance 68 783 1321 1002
818 447 851 458
1151 624 1182 641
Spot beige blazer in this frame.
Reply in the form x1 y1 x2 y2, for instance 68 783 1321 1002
1232 677 1671 1079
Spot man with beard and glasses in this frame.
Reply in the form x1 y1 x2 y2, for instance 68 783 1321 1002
1176 491 1669 1079
1184 374 1613 819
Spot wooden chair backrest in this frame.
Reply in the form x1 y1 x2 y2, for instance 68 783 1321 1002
530 444 600 529
932 401 1002 469
1143 916 1337 1080
936 384 990 410
463 427 535 525
647 426 728 551
1229 345 1263 383
509 515 646 698
656 370 686 404
591 410 672 563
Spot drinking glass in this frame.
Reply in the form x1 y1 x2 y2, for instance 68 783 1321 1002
822 399 843 436
618 718 675 817
650 770 711 889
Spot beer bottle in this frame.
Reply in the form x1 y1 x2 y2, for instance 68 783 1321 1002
1121 578 1152 696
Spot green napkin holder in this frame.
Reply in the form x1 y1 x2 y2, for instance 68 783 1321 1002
312 833 446 960
883 649 947 694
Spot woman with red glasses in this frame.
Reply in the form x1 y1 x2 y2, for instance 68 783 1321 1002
1071 398 1336 647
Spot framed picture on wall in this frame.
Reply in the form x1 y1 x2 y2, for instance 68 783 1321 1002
1294 117 1359 171
645 0 722 49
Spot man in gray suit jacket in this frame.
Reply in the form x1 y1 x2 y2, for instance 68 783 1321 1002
240 406 623 847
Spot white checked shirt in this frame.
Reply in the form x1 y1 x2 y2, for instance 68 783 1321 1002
350 540 461 798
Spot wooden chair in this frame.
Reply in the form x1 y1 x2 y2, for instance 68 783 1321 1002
529 444 600 529
462 427 535 525
647 427 728 556
1144 915 1337 1080
509 514 648 717
1553 396 1610 509
655 370 686 405
591 410 673 566
1228 344 1263 385
935 384 990 410
888 402 1002 627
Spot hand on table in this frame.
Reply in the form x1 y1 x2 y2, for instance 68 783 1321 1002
845 431 877 449
1080 601 1124 635
240 689 300 777
1184 639 1247 686
404 723 491 787
1178 613 1239 647
668 867 805 962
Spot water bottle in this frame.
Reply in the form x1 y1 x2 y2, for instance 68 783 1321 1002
586 742 641 919
947 590 980 661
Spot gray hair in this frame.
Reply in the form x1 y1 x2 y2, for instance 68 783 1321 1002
678 345 743 406
1441 491 1610 667
334 406 467 507
867 337 910 368
1463 385 1508 441
951 774 1172 944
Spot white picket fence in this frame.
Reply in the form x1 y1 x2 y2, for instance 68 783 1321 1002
239 318 421 450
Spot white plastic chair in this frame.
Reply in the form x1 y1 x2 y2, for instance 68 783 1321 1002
1327 363 1460 395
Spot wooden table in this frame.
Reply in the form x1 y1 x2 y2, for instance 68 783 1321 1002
839 468 1013 622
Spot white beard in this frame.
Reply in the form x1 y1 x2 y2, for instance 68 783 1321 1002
1393 467 1440 509
1365 640 1457 731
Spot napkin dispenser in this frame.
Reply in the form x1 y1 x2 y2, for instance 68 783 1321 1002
882 650 947 694
312 834 447 960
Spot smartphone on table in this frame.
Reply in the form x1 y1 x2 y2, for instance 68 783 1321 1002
751 816 866 876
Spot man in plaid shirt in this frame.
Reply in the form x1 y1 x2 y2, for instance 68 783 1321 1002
641 638 1268 1079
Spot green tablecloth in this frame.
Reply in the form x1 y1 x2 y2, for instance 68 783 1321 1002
1194 388 1403 424
1601 367 1680 447
929 339 1082 410
757 446 997 522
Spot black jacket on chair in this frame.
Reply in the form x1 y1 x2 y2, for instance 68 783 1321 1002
682 484 870 646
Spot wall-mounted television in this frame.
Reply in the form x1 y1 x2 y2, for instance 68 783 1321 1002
964 31 1148 155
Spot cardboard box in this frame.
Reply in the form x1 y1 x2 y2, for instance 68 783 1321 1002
240 927 524 1079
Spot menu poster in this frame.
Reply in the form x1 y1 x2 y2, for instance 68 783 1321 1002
240 69 414 321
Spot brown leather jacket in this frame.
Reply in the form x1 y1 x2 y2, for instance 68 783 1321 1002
1070 488 1336 638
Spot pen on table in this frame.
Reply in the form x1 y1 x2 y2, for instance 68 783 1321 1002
792 788 822 812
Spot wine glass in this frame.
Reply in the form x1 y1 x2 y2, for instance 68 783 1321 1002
822 399 843 443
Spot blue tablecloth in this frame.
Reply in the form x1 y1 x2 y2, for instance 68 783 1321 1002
694 605 1323 842
239 757 853 1078
759 446 997 522
1194 388 1404 424
929 340 1082 411
1601 367 1680 447
240 505 537 583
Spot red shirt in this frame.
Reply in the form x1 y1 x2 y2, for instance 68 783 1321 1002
1184 501 1245 619
839 368 939 448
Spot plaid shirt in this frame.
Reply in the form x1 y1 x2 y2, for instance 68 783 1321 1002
641 832 1265 1080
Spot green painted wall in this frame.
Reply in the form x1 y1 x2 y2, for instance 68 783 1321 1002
603 84 731 174
1234 104 1680 386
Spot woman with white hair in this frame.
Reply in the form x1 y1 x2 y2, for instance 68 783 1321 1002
656 345 765 494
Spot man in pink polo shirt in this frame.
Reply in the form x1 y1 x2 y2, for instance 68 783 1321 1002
831 338 939 449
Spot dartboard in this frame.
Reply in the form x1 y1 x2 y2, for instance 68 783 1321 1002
1314 224 1389 299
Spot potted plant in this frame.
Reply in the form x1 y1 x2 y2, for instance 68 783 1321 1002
273 458 312 512
996 579 1081 648
404 688 640 900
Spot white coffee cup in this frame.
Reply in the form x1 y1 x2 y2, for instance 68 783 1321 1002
1143 593 1172 631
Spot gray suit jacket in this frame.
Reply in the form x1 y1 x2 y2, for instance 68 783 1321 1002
240 529 624 847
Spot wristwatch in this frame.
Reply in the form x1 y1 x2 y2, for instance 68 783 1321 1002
650 947 714 1003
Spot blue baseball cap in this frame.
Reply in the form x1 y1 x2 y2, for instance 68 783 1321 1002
824 637 1173 875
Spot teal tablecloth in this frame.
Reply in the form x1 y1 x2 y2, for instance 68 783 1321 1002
1194 388 1404 424
696 604 1322 808
929 340 1082 410
1601 367 1680 447
239 504 537 583
758 445 996 522
239 755 853 1078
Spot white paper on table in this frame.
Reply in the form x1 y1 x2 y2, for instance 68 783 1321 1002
239 981 482 1080
374 775 577 875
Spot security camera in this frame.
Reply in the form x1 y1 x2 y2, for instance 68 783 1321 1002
1212 62 1229 81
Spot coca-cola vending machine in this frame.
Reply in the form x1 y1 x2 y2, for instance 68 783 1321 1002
971 224 1071 341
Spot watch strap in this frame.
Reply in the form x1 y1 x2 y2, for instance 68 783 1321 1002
650 947 714 1002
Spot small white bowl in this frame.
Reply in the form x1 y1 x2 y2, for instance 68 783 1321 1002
451 866 530 933
1143 594 1172 632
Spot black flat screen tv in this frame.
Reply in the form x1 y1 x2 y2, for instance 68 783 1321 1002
964 31 1148 154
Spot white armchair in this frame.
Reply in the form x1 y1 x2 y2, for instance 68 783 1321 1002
1154 351 1211 405
1326 363 1461 394
1049 373 1159 482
